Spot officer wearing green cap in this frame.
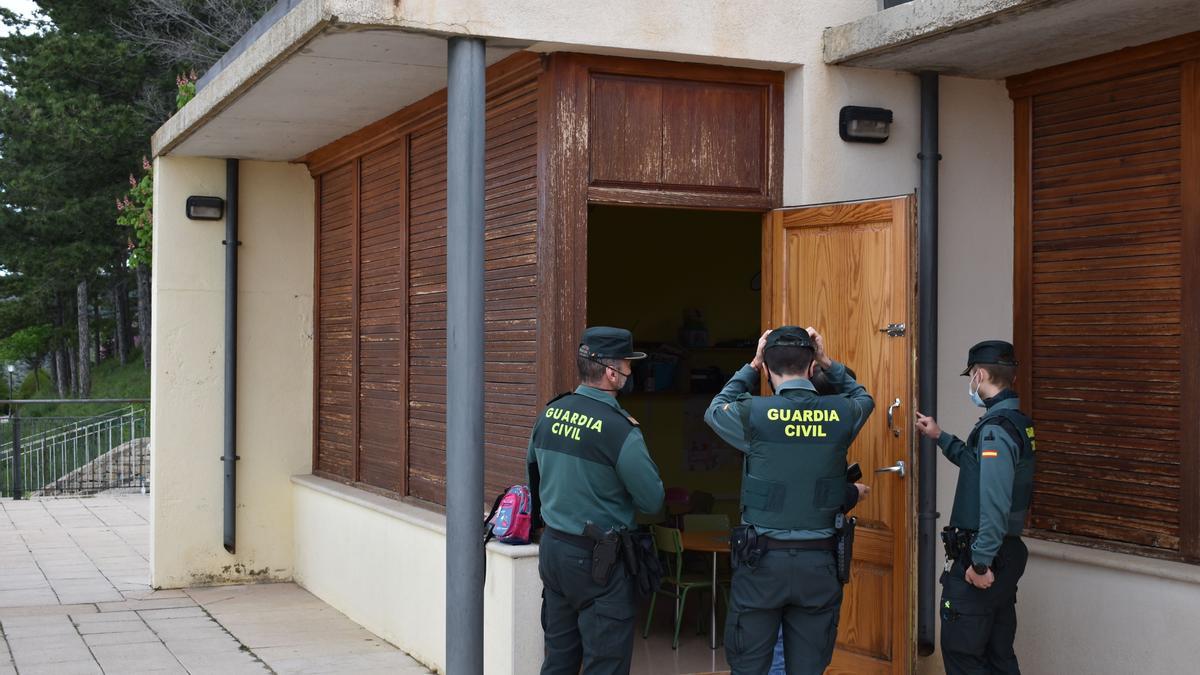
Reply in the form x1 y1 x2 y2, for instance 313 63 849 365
526 326 664 675
914 340 1036 675
705 326 874 674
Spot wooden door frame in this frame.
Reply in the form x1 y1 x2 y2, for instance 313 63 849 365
537 51 785 403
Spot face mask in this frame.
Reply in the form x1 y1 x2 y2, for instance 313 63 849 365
968 372 985 408
619 371 635 395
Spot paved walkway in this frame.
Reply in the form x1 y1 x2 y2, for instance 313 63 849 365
0 496 430 675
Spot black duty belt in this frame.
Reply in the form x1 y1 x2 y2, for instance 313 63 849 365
546 527 594 550
763 536 837 551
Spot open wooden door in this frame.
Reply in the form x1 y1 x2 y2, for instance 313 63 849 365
763 196 915 675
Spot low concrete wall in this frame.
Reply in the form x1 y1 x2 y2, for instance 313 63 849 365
150 157 314 588
291 475 543 675
1015 540 1200 674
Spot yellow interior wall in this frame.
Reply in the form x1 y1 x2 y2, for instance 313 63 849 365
587 206 761 520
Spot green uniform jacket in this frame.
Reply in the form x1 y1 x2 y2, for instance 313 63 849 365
938 391 1034 567
526 386 665 535
704 362 874 540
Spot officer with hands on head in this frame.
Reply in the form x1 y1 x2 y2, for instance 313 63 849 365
914 340 1036 675
705 326 874 675
526 326 665 675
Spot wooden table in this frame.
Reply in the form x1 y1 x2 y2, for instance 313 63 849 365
679 529 730 650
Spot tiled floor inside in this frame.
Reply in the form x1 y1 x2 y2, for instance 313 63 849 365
634 591 732 675
0 496 429 675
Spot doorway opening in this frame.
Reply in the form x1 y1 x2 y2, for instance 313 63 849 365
587 204 762 524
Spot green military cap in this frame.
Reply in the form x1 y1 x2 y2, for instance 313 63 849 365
961 339 1017 376
764 325 814 350
579 326 647 360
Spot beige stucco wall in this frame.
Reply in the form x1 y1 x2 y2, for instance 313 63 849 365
291 476 543 675
150 157 314 588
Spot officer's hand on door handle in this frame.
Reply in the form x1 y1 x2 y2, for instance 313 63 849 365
914 412 941 440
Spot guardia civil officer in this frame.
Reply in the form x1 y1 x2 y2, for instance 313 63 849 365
705 326 874 675
914 340 1036 675
526 326 665 675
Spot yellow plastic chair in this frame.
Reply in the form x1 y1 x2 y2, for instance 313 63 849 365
642 525 713 649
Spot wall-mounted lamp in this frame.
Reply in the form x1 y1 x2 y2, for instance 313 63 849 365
839 106 893 144
186 195 225 221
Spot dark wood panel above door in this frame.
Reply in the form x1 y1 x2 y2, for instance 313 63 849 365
564 53 783 210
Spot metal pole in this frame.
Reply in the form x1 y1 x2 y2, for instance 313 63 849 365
445 35 486 675
223 158 240 554
11 408 20 499
917 70 941 656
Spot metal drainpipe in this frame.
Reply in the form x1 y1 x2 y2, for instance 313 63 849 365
917 70 940 656
445 36 486 675
223 158 240 554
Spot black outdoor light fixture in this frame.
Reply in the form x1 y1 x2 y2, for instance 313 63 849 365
186 195 225 221
840 105 893 143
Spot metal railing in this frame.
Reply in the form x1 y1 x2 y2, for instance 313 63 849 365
0 399 150 498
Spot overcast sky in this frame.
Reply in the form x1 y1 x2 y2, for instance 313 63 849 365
0 0 42 36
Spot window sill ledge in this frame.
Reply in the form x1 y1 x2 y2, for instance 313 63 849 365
291 474 540 559
1025 537 1200 585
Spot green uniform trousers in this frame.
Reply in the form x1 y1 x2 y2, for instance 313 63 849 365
940 537 1029 675
538 532 637 675
725 549 843 675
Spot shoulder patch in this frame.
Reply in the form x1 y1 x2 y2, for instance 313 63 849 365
622 411 640 427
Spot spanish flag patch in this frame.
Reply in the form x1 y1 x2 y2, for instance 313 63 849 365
981 450 999 458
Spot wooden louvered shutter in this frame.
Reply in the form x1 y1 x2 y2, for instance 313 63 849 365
316 164 356 480
404 57 543 506
406 118 448 504
480 58 541 499
1021 65 1184 554
357 141 408 492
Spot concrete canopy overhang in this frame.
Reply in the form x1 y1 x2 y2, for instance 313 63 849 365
824 0 1200 78
151 1 524 161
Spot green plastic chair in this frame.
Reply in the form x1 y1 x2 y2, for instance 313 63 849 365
642 525 713 649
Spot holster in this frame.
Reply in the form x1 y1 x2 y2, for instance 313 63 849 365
730 524 765 570
584 522 621 585
619 530 662 597
834 512 856 585
940 526 976 563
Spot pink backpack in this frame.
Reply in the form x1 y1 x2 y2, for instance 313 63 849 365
484 485 533 545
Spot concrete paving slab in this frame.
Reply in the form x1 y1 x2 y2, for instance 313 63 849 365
82 628 161 646
90 641 187 673
0 604 97 619
16 661 102 675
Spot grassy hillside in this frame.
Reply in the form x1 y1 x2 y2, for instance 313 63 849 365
16 352 149 418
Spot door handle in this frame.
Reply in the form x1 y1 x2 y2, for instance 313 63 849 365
886 397 902 437
874 460 906 478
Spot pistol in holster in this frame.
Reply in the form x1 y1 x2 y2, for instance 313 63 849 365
730 524 766 570
940 526 975 564
834 512 856 585
584 522 621 585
